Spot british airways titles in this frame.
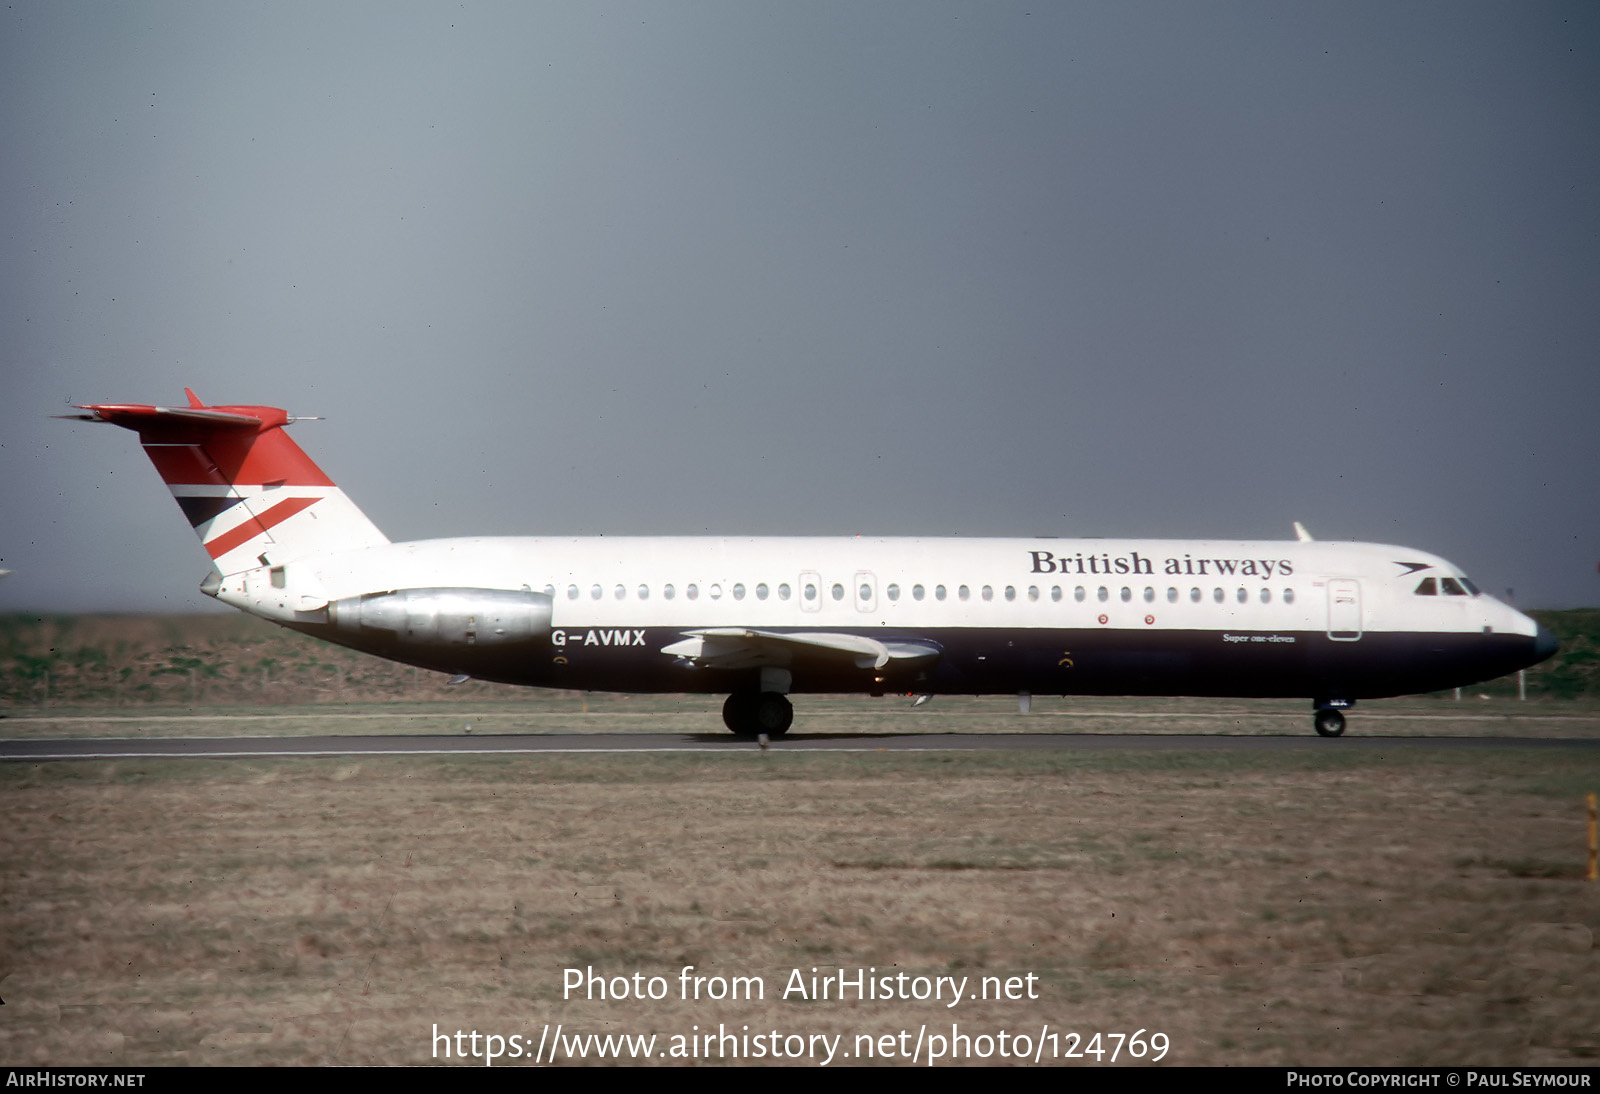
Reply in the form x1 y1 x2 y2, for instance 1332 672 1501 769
1028 550 1295 580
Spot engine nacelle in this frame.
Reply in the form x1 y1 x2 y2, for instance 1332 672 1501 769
325 587 553 650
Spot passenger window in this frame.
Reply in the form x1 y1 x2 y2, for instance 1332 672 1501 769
568 584 580 600
778 583 791 600
1441 577 1467 596
591 584 603 600
887 584 900 601
1213 588 1224 603
1167 587 1178 603
756 583 769 600
959 585 971 601
1190 587 1201 603
1097 586 1109 602
732 583 745 600
614 584 626 599
832 583 845 601
981 585 993 601
1283 588 1294 604
1075 586 1086 602
859 583 872 601
804 583 816 601
687 584 699 601
544 584 555 598
1004 586 1015 601
1051 586 1062 602
638 584 649 600
913 584 925 601
1120 587 1132 602
1028 586 1040 602
936 585 947 601
1260 588 1271 603
1143 587 1155 603
710 584 723 600
664 584 676 600
1236 587 1248 604
1415 578 1437 596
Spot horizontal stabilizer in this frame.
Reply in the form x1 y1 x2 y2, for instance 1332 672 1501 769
63 404 266 431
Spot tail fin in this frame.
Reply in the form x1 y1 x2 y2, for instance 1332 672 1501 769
67 390 389 575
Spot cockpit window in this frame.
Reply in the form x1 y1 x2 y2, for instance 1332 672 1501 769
1440 577 1467 596
1460 577 1480 596
1415 578 1437 595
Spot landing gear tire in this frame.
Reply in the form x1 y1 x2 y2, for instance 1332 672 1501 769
722 692 792 736
1314 709 1346 737
752 692 793 735
722 693 754 734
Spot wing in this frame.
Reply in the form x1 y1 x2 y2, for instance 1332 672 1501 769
661 628 941 671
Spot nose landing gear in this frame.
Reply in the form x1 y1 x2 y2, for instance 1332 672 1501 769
1312 699 1352 737
1313 708 1346 737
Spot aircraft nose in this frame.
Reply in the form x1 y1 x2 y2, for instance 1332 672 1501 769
1533 622 1559 662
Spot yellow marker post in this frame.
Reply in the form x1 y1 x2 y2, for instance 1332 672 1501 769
1588 793 1597 883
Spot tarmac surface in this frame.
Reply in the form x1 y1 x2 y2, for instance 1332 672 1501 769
5 731 1600 760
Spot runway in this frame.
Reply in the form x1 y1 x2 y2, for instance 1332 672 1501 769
5 731 1599 761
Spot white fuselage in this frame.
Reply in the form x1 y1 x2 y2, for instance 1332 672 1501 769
210 534 1545 702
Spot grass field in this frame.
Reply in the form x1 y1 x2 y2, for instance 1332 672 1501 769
3 707 1599 1067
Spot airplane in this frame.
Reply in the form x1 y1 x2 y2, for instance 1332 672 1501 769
64 391 1558 738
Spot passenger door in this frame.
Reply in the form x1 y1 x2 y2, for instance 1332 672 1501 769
1326 579 1362 641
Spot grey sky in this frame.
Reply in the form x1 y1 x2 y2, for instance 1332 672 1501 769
3 1 1597 612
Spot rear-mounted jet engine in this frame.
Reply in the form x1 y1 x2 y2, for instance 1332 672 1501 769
325 587 553 655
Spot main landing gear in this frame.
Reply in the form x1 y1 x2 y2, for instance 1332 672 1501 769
723 691 794 736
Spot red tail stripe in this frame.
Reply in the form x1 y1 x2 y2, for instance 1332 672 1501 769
203 496 320 560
